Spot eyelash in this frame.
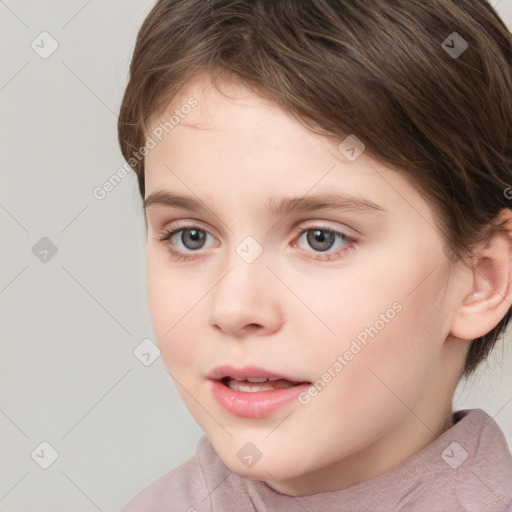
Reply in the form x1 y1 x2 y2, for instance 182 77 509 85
156 223 357 262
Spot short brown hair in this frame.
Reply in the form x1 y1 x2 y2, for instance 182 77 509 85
118 0 512 380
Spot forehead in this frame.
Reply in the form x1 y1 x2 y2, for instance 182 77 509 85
147 75 334 165
146 73 366 183
144 73 436 231
148 71 277 130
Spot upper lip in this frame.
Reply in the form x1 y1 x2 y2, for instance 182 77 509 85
207 365 310 383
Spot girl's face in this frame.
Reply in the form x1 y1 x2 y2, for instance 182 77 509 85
144 72 468 495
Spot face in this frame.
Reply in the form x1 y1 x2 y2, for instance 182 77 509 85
143 72 467 495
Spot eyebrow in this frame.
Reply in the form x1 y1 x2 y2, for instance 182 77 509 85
144 191 388 216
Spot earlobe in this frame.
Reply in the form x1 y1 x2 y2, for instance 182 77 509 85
450 209 512 341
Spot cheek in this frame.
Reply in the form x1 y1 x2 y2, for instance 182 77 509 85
310 246 448 397
146 250 201 370
330 276 446 422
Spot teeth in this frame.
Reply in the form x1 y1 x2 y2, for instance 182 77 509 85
230 383 277 392
230 377 276 382
226 378 298 392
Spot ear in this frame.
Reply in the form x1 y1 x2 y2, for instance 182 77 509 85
450 208 512 341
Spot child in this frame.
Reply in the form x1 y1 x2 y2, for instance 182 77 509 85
118 0 512 510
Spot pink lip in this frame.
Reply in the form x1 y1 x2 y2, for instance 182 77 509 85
207 365 311 418
209 379 311 418
207 364 307 382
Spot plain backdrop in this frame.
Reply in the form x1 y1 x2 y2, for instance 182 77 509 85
1 1 512 510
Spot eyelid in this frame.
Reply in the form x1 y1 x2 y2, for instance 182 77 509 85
291 220 357 239
156 220 219 248
156 219 358 263
157 219 218 240
158 217 357 237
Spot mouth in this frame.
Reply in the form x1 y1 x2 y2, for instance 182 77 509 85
208 364 311 392
208 365 312 418
219 376 310 392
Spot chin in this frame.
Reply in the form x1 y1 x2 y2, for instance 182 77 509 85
218 448 302 482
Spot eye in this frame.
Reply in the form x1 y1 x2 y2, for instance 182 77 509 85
156 224 215 262
292 225 357 261
155 223 357 262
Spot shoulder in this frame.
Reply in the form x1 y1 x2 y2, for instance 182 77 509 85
454 408 512 512
121 436 215 512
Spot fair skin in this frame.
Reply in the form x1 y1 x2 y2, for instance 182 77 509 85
143 71 512 496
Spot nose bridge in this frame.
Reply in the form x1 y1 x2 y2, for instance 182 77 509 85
208 233 281 333
214 234 268 305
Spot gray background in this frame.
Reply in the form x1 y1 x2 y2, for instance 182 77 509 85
1 1 512 510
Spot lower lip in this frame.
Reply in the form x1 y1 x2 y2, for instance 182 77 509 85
209 379 311 418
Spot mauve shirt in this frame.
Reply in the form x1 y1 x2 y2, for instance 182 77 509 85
122 408 512 511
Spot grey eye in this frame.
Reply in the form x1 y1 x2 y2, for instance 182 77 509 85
178 228 208 250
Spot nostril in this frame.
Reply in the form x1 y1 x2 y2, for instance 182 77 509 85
243 323 260 332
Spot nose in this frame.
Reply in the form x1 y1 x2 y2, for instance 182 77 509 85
208 250 283 337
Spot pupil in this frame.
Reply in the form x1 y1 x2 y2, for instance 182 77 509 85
183 229 205 249
308 229 334 252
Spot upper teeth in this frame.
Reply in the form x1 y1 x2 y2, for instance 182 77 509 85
226 377 299 392
232 377 271 382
